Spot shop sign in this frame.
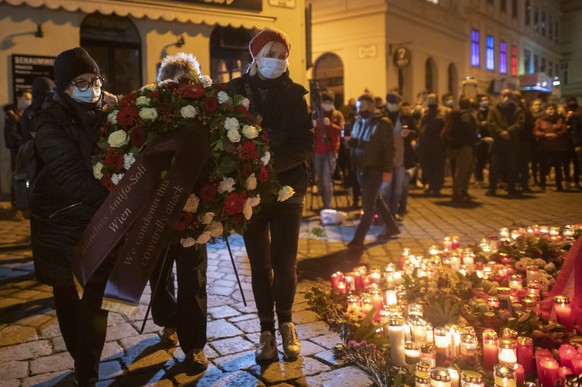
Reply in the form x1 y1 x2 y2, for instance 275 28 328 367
11 54 55 97
358 45 377 59
392 47 411 69
180 0 262 11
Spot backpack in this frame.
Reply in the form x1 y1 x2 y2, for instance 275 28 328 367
13 139 37 211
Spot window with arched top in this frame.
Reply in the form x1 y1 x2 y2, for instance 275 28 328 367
425 57 437 94
313 53 344 106
80 13 142 95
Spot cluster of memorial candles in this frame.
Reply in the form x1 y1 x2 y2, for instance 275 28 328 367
330 225 581 386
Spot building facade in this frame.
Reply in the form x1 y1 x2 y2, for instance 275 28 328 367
308 0 568 106
560 0 582 98
0 0 307 197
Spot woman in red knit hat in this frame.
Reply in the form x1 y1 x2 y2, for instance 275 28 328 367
229 28 313 362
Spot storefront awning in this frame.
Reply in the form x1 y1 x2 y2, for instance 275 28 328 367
1 0 275 29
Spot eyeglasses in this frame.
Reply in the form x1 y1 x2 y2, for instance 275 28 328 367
70 76 104 92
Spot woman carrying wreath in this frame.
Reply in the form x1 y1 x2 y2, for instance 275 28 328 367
228 27 314 362
30 47 116 386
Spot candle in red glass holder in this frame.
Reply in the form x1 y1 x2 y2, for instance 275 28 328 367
443 236 453 251
536 349 554 381
498 338 517 366
336 281 347 294
559 344 577 369
517 336 534 377
482 329 498 370
559 366 572 385
539 357 560 387
554 296 574 331
331 271 344 289
344 273 354 291
514 363 525 385
451 235 460 249
353 270 365 290
508 274 523 292
570 353 582 373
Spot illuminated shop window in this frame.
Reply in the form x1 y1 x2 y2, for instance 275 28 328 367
511 46 518 76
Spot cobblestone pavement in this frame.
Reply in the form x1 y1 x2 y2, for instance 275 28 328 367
1 181 582 386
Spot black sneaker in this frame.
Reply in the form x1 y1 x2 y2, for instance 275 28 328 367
160 327 178 347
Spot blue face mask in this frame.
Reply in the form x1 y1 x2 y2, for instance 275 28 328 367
257 57 287 79
71 86 101 104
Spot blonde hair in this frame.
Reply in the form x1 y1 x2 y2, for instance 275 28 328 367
157 52 201 83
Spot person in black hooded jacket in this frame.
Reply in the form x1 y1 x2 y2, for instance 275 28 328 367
19 76 56 142
31 47 115 386
228 28 313 363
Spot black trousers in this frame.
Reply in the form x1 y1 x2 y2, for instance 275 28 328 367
52 271 109 385
150 244 208 352
489 149 518 193
540 151 566 190
243 201 303 332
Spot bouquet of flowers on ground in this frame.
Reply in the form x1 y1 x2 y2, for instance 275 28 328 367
92 53 292 246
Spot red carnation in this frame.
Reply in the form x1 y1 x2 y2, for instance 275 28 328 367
199 183 217 202
261 129 270 145
178 83 206 99
259 166 269 183
130 127 146 147
239 141 259 161
117 106 139 128
204 97 218 113
103 148 125 171
224 192 246 216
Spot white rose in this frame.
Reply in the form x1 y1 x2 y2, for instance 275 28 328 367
224 117 239 131
278 185 295 202
136 96 151 107
241 97 250 109
245 173 257 190
200 75 213 88
196 231 212 244
208 220 224 237
180 237 196 248
108 130 129 148
107 110 118 125
199 212 215 225
180 105 197 119
183 194 200 213
139 107 158 121
123 153 136 170
218 177 236 194
93 162 104 180
261 151 271 166
140 83 156 93
217 91 230 104
111 173 124 185
242 125 259 139
227 128 241 143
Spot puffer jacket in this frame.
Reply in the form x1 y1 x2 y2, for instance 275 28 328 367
348 110 395 173
228 72 313 198
30 90 108 286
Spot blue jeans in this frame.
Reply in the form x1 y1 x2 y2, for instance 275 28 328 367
243 201 303 332
352 169 399 244
313 152 337 209
382 165 406 214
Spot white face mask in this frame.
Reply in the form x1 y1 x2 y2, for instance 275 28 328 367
321 102 334 112
71 86 101 103
256 57 287 79
18 99 32 111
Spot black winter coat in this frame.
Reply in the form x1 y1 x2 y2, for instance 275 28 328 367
228 72 313 198
30 90 108 286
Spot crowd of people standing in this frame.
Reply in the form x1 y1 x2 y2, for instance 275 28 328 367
310 87 582 246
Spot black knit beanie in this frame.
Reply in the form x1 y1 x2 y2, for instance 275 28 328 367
54 47 100 91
